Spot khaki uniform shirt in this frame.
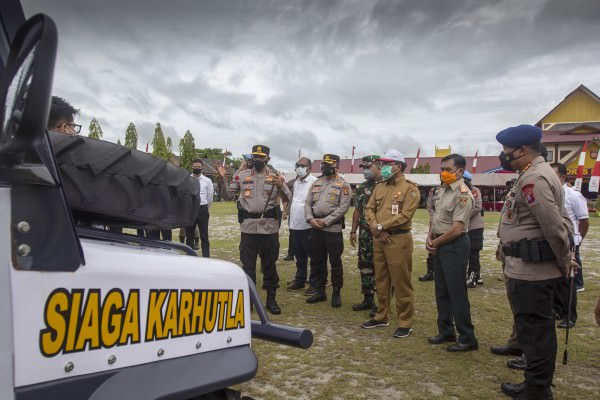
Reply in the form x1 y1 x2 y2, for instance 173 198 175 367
499 156 571 280
221 169 291 234
468 186 484 231
430 178 474 235
426 186 440 220
365 174 420 231
304 175 352 233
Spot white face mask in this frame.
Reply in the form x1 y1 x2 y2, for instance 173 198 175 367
295 166 307 177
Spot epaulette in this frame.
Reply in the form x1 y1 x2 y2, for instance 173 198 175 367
406 178 418 187
459 184 469 194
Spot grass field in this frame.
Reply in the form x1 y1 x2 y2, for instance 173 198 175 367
191 202 600 399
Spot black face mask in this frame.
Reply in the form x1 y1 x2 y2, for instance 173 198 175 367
253 160 266 172
192 168 202 175
321 165 335 176
499 149 521 172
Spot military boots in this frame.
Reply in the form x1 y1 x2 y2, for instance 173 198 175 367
331 287 342 308
352 294 374 311
265 289 281 315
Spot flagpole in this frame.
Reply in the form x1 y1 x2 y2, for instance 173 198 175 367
574 142 588 192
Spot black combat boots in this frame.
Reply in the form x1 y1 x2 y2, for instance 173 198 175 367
352 294 374 311
419 271 434 281
331 287 342 308
265 289 281 315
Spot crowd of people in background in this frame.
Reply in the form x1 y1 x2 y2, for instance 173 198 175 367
48 95 600 399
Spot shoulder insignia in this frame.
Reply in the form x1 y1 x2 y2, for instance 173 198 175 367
522 183 536 205
235 175 241 181
459 184 468 194
406 178 418 186
458 196 468 207
473 190 479 198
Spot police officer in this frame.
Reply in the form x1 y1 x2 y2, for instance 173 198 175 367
426 153 478 352
496 125 577 399
304 154 352 307
463 170 484 288
419 186 439 282
350 155 381 311
217 145 290 315
362 150 420 338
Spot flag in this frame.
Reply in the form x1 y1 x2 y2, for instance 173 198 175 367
412 147 420 170
574 142 588 192
472 150 478 173
350 145 356 173
589 152 600 196
145 143 148 153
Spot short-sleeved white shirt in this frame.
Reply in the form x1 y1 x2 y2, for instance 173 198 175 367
563 183 589 245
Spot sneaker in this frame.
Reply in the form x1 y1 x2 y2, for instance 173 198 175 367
476 278 484 286
576 287 585 292
304 287 317 296
393 327 413 338
361 319 389 329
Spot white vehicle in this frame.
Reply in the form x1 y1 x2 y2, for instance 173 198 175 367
0 2 312 399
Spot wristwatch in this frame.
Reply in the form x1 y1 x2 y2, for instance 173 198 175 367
376 224 383 232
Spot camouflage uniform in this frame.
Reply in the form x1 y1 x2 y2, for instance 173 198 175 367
356 179 377 295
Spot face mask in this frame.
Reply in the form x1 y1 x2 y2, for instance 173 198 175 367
363 168 374 180
499 149 521 172
381 165 394 180
321 165 335 176
440 170 459 185
253 160 266 172
295 166 307 178
192 168 202 175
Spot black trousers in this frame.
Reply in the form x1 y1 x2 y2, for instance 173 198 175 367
508 277 561 388
467 228 483 276
291 229 316 286
240 232 280 289
310 229 344 290
433 234 476 343
186 205 210 257
554 276 578 323
287 229 295 257
144 229 172 241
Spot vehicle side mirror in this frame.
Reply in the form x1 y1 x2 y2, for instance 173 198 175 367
0 14 57 161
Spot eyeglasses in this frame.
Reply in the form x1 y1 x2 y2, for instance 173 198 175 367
57 123 82 134
295 164 309 168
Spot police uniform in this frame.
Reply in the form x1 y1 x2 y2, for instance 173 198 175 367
219 145 290 315
419 186 440 281
351 155 380 311
430 176 477 347
464 173 484 287
497 125 573 397
304 154 352 307
364 158 420 333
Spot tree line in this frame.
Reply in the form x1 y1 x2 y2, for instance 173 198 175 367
84 119 241 170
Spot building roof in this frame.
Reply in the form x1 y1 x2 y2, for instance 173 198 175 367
311 155 502 175
535 84 600 127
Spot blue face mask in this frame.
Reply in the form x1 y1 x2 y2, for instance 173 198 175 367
381 165 394 180
363 168 374 180
295 166 307 177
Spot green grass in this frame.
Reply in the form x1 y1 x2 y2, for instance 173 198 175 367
194 202 600 399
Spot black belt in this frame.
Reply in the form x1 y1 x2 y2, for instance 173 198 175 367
199 204 208 208
242 208 278 219
387 228 410 235
502 239 556 262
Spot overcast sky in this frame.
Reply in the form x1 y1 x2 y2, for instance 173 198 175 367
22 0 600 169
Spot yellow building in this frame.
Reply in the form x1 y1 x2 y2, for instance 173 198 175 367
434 146 452 157
536 85 600 183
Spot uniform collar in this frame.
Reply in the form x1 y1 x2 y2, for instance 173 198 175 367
386 173 405 185
448 177 464 191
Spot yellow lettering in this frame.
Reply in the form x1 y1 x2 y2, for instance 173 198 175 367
191 291 206 333
233 290 245 329
163 290 179 338
101 290 123 348
65 290 83 352
76 290 101 350
178 290 193 336
145 290 167 341
120 290 140 344
204 292 218 333
40 289 69 357
217 291 230 331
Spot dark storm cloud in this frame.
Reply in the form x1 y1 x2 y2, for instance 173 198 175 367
20 0 600 158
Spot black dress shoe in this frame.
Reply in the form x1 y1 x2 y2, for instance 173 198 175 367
447 341 478 352
286 281 305 291
490 345 522 357
507 355 527 370
501 381 525 397
427 334 457 344
419 272 434 281
306 291 327 303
